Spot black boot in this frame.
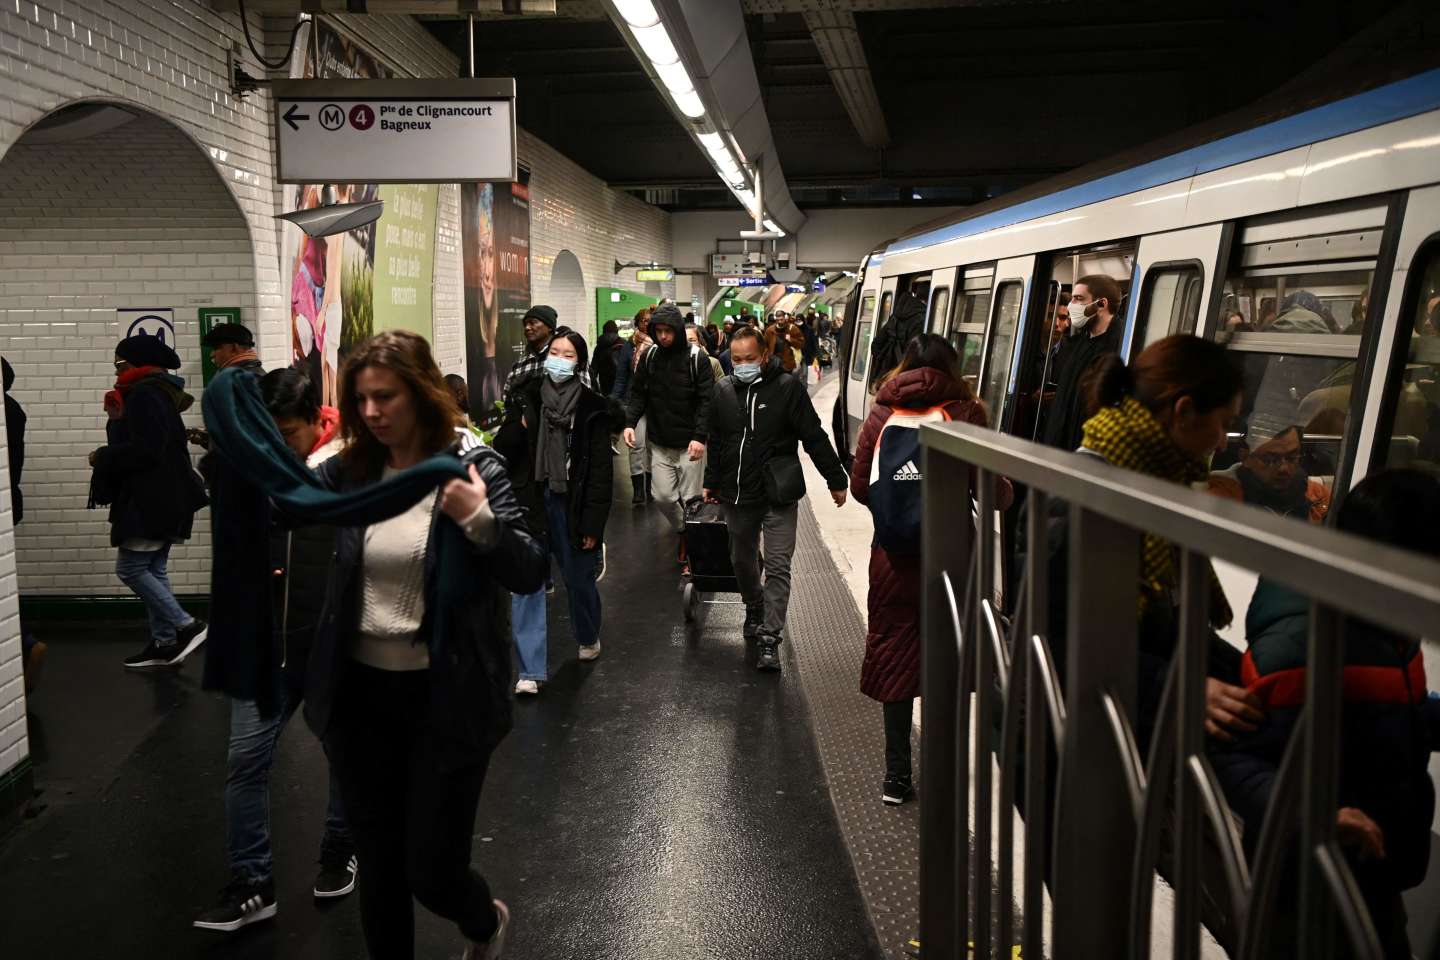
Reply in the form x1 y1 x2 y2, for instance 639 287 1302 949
755 635 781 672
631 474 646 506
644 473 653 502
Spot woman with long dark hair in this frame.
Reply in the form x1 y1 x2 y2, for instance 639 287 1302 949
851 334 1012 804
307 330 545 960
506 330 618 693
1064 335 1256 744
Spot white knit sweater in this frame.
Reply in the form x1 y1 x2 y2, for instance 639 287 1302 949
350 462 498 672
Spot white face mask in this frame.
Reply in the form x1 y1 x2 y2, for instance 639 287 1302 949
1069 300 1096 333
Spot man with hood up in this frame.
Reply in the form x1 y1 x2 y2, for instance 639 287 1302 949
869 290 926 382
703 327 849 671
89 334 209 669
623 304 715 553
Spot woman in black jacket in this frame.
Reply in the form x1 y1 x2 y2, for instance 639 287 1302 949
304 331 546 960
504 330 617 693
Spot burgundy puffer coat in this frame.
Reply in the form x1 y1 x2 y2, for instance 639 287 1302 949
851 368 988 702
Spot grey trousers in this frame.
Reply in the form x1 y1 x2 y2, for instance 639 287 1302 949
722 500 799 641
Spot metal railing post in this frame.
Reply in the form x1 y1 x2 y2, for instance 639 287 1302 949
920 437 976 960
1053 505 1139 958
1171 551 1209 960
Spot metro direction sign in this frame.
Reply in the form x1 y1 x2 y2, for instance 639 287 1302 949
273 79 517 184
710 253 767 277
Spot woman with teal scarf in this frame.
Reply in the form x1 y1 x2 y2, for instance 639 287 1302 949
202 331 544 960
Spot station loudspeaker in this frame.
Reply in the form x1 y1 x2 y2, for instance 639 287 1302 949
277 200 384 239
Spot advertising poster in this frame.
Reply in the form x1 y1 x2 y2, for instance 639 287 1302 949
281 21 438 405
462 170 532 420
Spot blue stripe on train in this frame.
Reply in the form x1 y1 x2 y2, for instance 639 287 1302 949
887 68 1440 258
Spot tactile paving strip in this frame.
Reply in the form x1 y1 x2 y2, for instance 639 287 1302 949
785 499 922 960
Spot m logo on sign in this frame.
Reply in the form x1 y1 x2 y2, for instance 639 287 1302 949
319 104 344 130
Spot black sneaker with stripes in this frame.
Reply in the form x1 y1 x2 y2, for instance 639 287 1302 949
193 877 276 932
313 854 358 899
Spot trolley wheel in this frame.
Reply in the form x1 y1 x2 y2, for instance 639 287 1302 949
682 582 698 622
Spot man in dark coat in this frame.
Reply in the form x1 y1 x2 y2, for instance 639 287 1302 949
592 320 622 398
1041 275 1123 451
194 368 357 933
868 290 926 380
623 304 715 545
703 327 848 671
90 334 208 669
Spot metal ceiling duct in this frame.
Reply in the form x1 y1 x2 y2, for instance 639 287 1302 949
801 6 889 149
662 0 806 234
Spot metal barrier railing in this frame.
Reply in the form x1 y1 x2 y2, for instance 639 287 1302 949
918 420 1440 960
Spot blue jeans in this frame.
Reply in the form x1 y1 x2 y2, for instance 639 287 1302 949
510 490 604 681
545 488 603 649
115 545 192 647
227 690 352 883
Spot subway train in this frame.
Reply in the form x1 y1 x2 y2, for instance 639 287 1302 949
835 65 1440 643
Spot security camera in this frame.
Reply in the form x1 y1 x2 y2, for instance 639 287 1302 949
276 200 385 238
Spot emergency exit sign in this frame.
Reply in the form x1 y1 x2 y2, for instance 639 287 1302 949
273 78 517 184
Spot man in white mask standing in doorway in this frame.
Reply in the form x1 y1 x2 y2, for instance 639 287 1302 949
1041 274 1124 451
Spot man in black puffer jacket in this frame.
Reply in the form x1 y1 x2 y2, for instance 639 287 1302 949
869 289 926 382
703 326 849 671
623 304 715 548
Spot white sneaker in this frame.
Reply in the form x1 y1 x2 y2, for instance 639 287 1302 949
463 898 510 960
578 642 602 662
514 679 539 695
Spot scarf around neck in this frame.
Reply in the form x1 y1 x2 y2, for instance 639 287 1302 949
220 348 260 370
103 366 192 418
537 376 582 493
1081 396 1233 628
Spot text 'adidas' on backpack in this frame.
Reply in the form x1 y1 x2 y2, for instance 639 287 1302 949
867 406 952 556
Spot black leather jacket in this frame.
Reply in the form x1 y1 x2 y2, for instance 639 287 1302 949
303 438 546 768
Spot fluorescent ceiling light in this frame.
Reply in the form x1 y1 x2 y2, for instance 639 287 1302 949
653 59 692 96
734 188 757 212
697 131 723 152
763 218 784 236
612 0 659 28
671 87 705 119
632 21 678 65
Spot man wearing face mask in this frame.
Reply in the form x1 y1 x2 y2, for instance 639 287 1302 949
703 327 849 672
1041 274 1124 451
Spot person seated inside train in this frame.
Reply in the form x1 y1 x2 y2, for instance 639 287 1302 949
1208 468 1440 959
1207 423 1330 523
1222 309 1254 334
1256 297 1278 329
1269 290 1340 334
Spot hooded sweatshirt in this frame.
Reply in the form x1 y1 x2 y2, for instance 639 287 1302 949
623 308 715 448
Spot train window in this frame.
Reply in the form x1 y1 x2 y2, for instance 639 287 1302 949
980 282 1024 426
1375 240 1440 471
878 290 893 327
928 287 950 334
955 332 984 394
850 320 874 382
1219 265 1372 338
1134 264 1203 353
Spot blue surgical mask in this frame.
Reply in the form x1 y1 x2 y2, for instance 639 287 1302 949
545 356 577 383
734 362 761 383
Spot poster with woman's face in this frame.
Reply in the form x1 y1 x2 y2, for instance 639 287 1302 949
463 174 531 420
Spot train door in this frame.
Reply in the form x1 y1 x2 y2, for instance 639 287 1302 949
1356 183 1440 482
976 255 1036 432
842 275 888 442
1128 223 1231 358
1022 242 1137 441
948 266 995 399
927 267 957 335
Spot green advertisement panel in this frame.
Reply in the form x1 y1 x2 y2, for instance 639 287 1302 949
372 184 438 341
596 287 657 341
708 289 760 328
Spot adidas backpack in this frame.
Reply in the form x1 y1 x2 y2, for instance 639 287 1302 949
867 405 952 556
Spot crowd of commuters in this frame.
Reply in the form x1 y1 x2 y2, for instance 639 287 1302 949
12 273 1423 959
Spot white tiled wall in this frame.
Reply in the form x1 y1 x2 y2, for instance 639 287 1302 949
0 110 251 602
0 0 675 785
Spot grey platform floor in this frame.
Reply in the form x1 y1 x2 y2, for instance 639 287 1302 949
0 492 913 959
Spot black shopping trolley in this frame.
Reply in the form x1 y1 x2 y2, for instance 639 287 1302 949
680 496 745 623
